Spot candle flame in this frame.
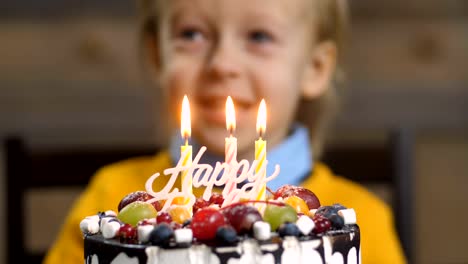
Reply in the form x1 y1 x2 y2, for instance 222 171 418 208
226 96 236 133
256 99 266 137
181 95 191 140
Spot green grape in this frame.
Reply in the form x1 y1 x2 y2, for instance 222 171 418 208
263 203 297 231
117 201 157 226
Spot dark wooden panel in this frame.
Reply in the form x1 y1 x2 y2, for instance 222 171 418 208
350 0 468 19
0 0 135 20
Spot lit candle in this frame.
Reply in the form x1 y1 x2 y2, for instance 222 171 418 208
255 99 267 201
180 95 193 209
223 96 238 195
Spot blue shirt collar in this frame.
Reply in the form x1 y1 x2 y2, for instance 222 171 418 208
169 124 313 191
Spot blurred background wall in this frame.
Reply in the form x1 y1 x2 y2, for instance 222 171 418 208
0 0 467 263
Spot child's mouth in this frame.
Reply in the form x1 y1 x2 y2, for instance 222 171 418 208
195 96 254 126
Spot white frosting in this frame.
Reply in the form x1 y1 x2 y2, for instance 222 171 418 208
331 252 344 264
281 237 301 263
111 253 139 264
87 236 360 264
300 240 323 264
322 236 332 264
347 247 357 264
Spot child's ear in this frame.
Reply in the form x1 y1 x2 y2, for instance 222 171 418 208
301 41 337 99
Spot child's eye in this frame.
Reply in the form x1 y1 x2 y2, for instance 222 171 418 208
248 30 274 43
178 28 204 42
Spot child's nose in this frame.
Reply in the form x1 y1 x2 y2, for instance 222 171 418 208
205 39 241 79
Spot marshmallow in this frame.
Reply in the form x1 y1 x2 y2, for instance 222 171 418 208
102 221 121 239
100 216 117 232
104 210 117 217
253 221 271 241
174 228 193 244
138 225 155 243
338 209 357 225
80 217 100 235
296 215 315 235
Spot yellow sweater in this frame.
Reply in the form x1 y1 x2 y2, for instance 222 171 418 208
44 150 406 264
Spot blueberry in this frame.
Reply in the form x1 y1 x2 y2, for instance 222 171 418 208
216 226 238 244
328 214 344 228
278 222 301 237
149 223 174 246
332 203 347 211
182 219 192 228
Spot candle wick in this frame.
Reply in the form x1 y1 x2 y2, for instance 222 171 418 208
185 137 188 146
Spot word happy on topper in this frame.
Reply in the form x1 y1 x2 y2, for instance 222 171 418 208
145 146 280 212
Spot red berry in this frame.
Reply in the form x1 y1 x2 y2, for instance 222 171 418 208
274 185 321 210
193 198 210 213
312 215 331 234
170 222 182 230
209 193 224 207
118 191 154 212
156 212 172 224
191 208 226 240
151 200 163 211
119 224 137 239
222 204 262 235
138 219 155 226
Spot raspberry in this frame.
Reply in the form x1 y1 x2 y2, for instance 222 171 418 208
312 215 331 234
193 198 210 213
209 193 224 207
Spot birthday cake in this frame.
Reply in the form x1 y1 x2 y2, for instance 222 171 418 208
81 166 361 264
81 97 361 263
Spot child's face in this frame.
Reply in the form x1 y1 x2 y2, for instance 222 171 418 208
153 0 330 158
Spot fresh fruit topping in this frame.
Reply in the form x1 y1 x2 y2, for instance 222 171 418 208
296 215 315 235
191 208 226 240
117 201 158 226
315 204 346 218
174 228 193 244
193 198 210 213
118 191 154 212
278 222 301 237
119 224 137 239
209 193 224 207
222 204 262 235
253 221 271 241
170 222 182 230
284 196 310 215
138 218 156 226
274 185 321 210
312 215 331 234
216 226 238 245
156 212 173 224
149 223 174 246
328 214 345 228
182 219 192 228
168 206 191 224
263 203 298 231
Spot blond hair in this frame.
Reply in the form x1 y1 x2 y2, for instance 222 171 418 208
298 0 349 159
138 0 349 158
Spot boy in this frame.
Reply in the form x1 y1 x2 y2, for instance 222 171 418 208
45 0 406 263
